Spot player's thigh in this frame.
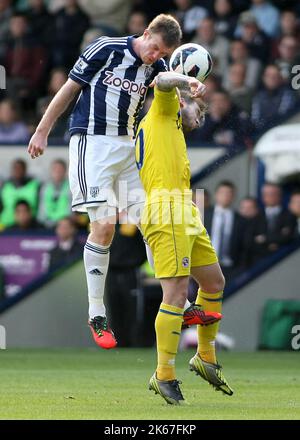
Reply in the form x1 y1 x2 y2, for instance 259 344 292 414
141 203 192 278
115 146 145 213
191 226 219 268
69 134 128 209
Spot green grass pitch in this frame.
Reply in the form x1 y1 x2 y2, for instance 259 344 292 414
0 349 299 420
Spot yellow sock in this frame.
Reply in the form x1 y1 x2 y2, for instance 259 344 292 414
155 302 184 381
196 289 223 364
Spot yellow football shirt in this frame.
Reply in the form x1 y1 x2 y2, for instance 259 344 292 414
135 86 191 204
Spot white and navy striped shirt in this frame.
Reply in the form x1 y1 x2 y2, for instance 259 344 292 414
68 35 167 136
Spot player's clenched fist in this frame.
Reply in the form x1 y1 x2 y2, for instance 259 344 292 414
27 132 47 159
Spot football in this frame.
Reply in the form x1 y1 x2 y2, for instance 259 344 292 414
169 43 213 82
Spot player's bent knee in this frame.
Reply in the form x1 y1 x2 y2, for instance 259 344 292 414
90 222 115 245
202 279 225 294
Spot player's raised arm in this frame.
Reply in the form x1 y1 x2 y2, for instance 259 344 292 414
153 71 206 98
27 78 82 159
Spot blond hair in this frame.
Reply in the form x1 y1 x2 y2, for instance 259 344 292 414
180 90 208 117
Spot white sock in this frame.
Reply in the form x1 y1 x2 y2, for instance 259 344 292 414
84 240 110 319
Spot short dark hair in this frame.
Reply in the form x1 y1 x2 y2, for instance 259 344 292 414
15 199 31 210
241 196 258 204
58 216 77 229
263 182 281 189
216 180 236 191
148 14 182 48
13 158 27 169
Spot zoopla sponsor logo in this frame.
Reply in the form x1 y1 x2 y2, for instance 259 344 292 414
103 71 147 97
0 65 6 90
0 325 6 349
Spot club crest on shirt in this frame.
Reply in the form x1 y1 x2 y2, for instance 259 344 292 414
144 66 154 79
182 257 189 268
90 186 100 198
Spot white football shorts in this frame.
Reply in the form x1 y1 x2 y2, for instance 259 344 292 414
69 133 144 215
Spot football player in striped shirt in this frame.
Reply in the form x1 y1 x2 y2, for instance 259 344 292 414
28 14 182 349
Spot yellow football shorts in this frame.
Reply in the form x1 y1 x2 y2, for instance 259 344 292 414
141 201 218 278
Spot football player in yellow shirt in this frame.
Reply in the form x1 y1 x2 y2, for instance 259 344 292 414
136 71 233 404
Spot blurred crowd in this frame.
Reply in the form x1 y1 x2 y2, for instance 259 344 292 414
0 158 300 284
1 0 300 297
195 180 300 282
0 0 300 147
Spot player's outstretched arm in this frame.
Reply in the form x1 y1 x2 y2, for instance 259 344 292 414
153 72 206 98
27 79 82 159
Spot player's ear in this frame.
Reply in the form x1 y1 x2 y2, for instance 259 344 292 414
143 29 150 39
179 98 185 108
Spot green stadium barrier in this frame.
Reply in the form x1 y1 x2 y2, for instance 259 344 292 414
259 299 300 350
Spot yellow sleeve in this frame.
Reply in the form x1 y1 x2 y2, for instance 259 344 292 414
150 86 180 116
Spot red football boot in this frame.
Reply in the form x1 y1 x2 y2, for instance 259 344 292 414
88 316 117 349
182 303 222 329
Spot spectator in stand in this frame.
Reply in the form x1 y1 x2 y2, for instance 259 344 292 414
80 28 103 52
171 0 208 42
132 0 175 23
271 10 300 60
239 196 260 219
69 0 132 35
126 10 147 36
204 180 246 280
288 190 300 238
48 217 83 271
0 0 14 63
192 17 229 76
36 68 69 139
213 0 238 39
1 200 45 234
26 0 54 48
280 10 300 41
238 196 267 267
0 98 30 143
252 64 298 132
261 182 296 253
224 39 262 90
249 0 280 38
51 0 90 69
275 36 300 83
50 0 126 35
203 74 221 101
38 159 71 228
0 159 40 227
4 13 48 110
237 11 270 63
188 90 253 148
225 62 253 114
